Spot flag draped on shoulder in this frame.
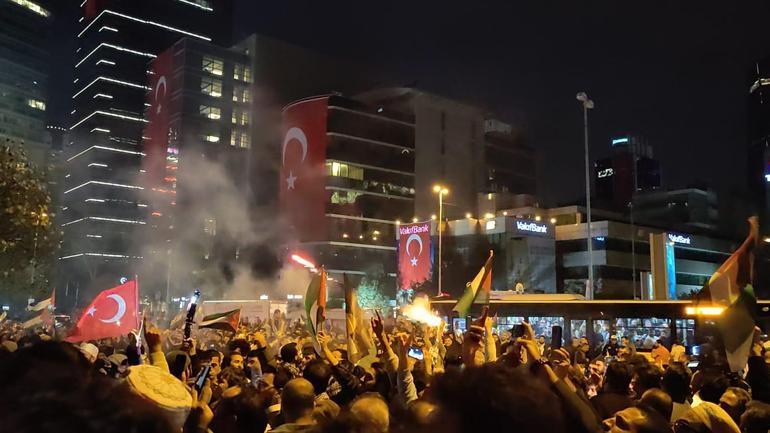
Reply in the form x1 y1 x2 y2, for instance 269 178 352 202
696 217 759 372
305 267 327 351
344 274 374 363
66 280 139 343
199 309 240 333
453 250 494 317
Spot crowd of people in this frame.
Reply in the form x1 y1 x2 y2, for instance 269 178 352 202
2 307 770 433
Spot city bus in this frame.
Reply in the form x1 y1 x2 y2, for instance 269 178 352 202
430 293 770 351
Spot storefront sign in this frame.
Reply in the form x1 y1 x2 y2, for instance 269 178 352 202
667 233 691 245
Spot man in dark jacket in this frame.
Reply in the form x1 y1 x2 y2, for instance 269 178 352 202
591 361 633 421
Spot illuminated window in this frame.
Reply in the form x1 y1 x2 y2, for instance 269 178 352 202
232 86 251 103
201 77 222 97
199 105 221 120
326 161 363 180
27 98 46 111
234 64 252 83
201 56 223 76
204 134 219 143
230 131 251 148
9 0 50 17
231 109 250 126
330 191 362 204
203 217 216 236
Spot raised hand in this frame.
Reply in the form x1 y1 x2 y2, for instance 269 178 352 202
143 317 162 353
371 310 385 340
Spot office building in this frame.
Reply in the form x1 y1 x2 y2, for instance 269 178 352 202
0 0 53 166
632 187 719 233
60 0 230 301
594 134 662 211
136 35 382 302
281 94 415 286
139 37 252 299
440 216 556 295
486 205 735 299
357 88 537 222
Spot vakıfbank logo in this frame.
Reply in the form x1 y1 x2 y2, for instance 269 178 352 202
399 224 429 236
515 220 548 234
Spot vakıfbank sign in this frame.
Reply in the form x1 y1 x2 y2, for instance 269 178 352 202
667 233 692 246
512 219 551 237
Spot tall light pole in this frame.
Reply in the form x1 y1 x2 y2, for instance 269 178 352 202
433 184 449 296
576 92 595 299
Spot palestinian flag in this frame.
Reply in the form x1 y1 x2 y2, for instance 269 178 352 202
453 250 494 317
695 217 759 372
199 309 240 333
305 267 327 352
344 274 374 363
27 296 52 312
23 288 55 330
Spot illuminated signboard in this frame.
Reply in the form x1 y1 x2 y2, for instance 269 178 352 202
514 220 548 235
597 168 614 178
612 137 629 145
485 219 496 230
667 233 691 245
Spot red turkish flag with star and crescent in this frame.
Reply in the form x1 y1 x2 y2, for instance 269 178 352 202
280 96 329 241
65 280 140 343
398 221 433 290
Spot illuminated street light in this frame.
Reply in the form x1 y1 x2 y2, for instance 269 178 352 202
550 217 557 224
433 184 449 296
465 213 472 219
577 91 595 299
685 306 724 316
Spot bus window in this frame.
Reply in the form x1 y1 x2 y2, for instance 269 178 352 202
593 320 612 347
615 317 671 350
571 320 587 339
494 316 525 335
452 318 467 333
675 319 696 347
529 316 564 340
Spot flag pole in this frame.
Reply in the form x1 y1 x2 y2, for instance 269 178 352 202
134 274 141 330
485 250 494 308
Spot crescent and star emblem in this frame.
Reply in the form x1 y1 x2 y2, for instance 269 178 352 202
281 127 308 190
85 294 127 324
405 233 423 267
154 76 167 115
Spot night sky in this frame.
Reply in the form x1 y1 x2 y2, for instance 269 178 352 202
49 1 770 207
233 0 770 206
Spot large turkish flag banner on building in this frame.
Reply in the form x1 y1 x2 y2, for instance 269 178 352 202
398 221 433 290
142 49 174 186
280 97 329 241
66 281 140 343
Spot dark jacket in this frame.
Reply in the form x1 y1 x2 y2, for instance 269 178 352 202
590 391 634 421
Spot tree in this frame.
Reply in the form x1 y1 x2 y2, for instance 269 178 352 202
0 142 58 305
356 272 392 313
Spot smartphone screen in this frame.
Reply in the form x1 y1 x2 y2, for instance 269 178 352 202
551 325 563 350
512 324 525 339
195 364 211 391
408 347 424 360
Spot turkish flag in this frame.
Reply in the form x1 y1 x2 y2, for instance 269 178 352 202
65 281 140 343
142 49 174 186
280 96 329 241
398 222 433 290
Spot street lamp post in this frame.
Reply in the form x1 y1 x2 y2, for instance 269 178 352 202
433 185 449 296
576 92 595 299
